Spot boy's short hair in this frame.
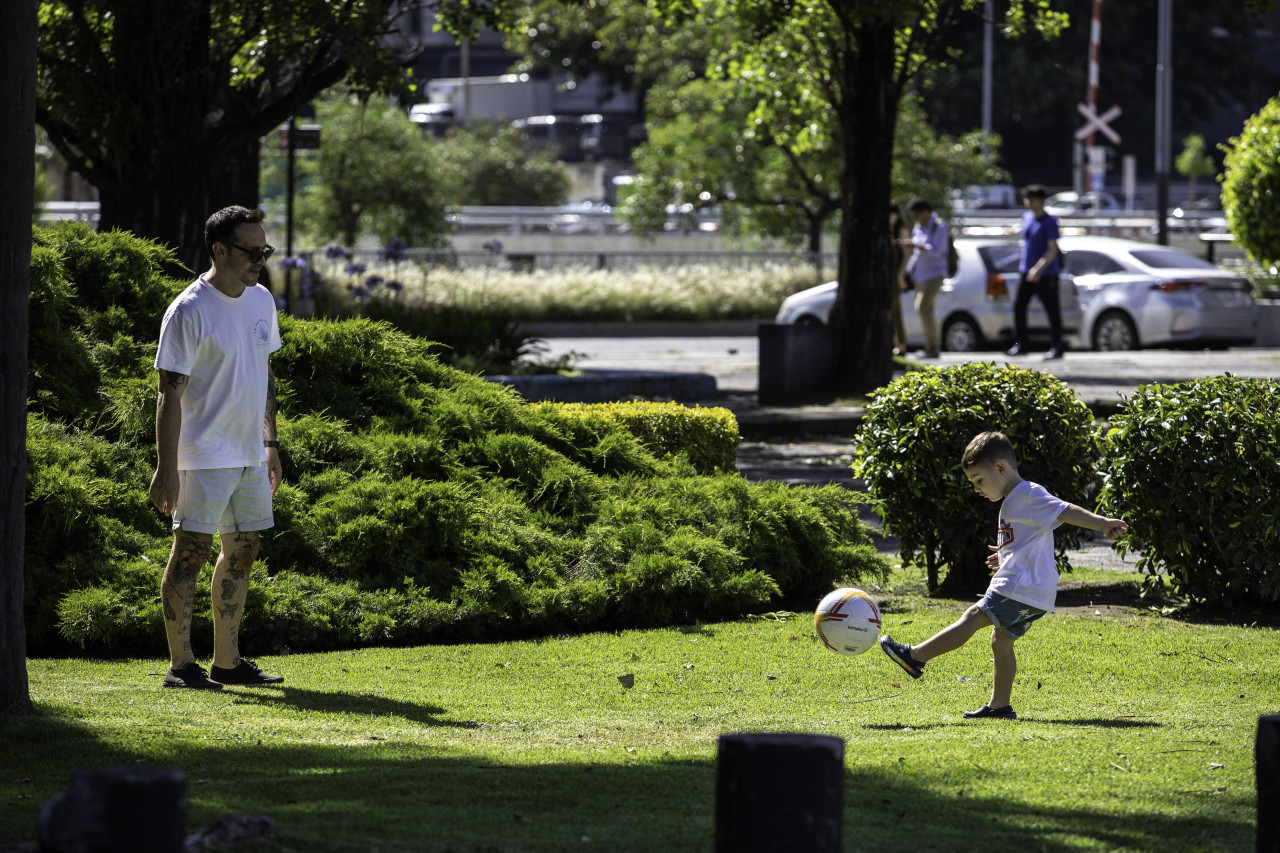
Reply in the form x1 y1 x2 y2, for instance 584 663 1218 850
205 206 266 261
907 197 932 213
1022 184 1048 200
962 431 1018 469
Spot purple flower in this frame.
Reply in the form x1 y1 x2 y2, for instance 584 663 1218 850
325 245 348 260
386 279 404 292
301 269 323 298
273 293 287 311
279 256 308 271
349 286 369 302
365 274 385 289
379 238 408 263
482 239 504 254
343 261 368 276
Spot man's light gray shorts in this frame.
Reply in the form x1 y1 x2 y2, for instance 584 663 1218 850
173 465 274 535
977 590 1047 640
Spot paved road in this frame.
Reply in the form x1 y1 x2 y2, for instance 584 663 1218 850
537 334 1280 401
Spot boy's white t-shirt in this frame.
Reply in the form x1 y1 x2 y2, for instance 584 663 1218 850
154 279 282 470
988 480 1070 611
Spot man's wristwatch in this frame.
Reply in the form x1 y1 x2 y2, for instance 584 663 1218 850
264 440 280 449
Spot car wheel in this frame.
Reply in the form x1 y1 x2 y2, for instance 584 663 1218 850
941 315 984 352
1091 310 1139 351
794 314 825 327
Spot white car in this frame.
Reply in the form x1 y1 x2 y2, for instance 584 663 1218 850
1045 191 1120 216
774 238 1081 352
1058 236 1257 351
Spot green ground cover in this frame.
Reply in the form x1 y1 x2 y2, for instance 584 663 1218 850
3 566 1272 852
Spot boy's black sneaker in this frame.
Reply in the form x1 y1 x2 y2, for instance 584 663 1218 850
963 704 1017 720
210 659 284 686
879 635 925 679
162 662 224 691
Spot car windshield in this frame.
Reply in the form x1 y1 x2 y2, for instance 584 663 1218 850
979 244 1022 272
1130 249 1216 270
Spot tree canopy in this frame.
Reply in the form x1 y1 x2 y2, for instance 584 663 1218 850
36 0 417 269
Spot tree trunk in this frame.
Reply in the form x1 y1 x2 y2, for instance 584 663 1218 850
830 20 899 395
0 0 37 712
935 536 993 599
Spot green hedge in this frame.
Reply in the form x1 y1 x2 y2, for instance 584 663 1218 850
545 401 740 475
1098 376 1280 607
27 223 891 655
853 362 1100 596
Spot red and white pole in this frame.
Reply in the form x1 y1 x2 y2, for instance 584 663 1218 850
1086 0 1104 189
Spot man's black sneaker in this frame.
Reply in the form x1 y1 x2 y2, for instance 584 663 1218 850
210 659 284 686
963 704 1017 719
162 662 224 691
879 635 925 679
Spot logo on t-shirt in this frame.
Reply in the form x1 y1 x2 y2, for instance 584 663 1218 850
995 522 1014 551
255 319 271 345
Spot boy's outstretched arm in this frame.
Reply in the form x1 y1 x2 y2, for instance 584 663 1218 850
1058 505 1128 539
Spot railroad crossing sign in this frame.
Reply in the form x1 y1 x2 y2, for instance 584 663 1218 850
1075 103 1122 144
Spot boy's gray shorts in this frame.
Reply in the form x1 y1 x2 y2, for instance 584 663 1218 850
978 590 1047 640
173 465 274 535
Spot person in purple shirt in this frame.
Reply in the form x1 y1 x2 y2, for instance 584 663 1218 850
1007 184 1064 360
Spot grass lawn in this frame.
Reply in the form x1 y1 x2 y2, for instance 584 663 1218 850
2 566 1274 852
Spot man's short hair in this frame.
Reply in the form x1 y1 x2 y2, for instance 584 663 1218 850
205 206 266 261
962 431 1018 469
907 197 932 213
1022 184 1048 200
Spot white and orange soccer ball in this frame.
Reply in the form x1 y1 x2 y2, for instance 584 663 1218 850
813 587 882 656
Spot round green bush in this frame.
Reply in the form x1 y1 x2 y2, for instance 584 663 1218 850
853 362 1100 596
1097 376 1280 607
1221 94 1280 265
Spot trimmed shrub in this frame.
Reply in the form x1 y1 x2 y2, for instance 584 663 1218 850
1220 94 1280 265
1097 376 1280 607
547 401 740 475
853 362 1100 596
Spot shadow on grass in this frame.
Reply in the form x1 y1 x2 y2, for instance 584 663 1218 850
1 707 1252 853
221 685 478 728
859 717 1161 732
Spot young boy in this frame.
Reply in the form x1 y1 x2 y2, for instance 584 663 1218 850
879 431 1128 719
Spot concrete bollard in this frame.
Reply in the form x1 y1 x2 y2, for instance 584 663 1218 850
1260 715 1280 853
715 732 844 853
39 765 187 853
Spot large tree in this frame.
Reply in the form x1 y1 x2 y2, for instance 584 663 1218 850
503 0 1057 393
641 0 1064 393
36 0 418 270
1 0 37 712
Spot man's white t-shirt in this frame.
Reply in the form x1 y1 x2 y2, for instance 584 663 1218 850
155 279 282 470
988 480 1070 611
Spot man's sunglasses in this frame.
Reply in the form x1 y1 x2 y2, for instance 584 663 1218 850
227 242 276 263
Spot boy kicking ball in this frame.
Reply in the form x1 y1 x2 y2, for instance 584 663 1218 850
879 431 1128 720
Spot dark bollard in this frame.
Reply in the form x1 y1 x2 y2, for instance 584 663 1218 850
715 732 844 853
39 765 187 853
1260 715 1280 853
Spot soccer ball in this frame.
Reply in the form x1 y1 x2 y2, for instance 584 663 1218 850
813 587 882 656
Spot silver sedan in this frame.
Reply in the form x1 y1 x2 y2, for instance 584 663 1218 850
1059 236 1258 351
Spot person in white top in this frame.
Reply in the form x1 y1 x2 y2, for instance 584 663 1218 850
149 206 285 690
879 431 1127 719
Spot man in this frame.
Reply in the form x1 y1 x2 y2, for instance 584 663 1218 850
906 198 950 359
1007 185 1065 360
149 206 285 690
